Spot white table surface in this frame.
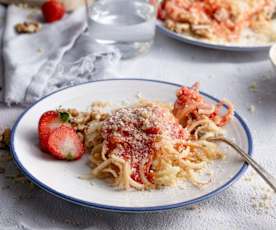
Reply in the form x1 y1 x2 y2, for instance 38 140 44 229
0 31 276 229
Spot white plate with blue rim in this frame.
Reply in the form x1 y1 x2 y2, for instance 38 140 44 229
11 79 253 212
156 20 272 52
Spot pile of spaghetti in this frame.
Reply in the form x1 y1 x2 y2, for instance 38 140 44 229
158 0 276 42
83 83 234 190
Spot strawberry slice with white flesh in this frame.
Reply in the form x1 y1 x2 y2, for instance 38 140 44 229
38 111 71 152
47 125 85 161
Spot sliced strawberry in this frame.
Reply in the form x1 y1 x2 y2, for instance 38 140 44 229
47 125 85 161
38 110 70 152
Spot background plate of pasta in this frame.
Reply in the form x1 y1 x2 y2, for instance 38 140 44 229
11 79 253 212
157 0 276 51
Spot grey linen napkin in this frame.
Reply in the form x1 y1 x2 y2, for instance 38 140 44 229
1 5 120 105
0 5 5 100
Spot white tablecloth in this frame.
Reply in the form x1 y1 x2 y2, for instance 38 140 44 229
0 32 276 229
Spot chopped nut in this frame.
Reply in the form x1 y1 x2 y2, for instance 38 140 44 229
68 108 79 117
3 128 11 147
37 48 43 53
15 21 42 34
77 133 84 142
165 19 176 31
0 128 11 150
259 202 265 208
175 22 190 33
249 82 257 92
77 124 86 131
191 24 212 38
248 105 256 113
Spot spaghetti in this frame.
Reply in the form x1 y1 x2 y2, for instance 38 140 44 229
159 0 276 42
83 83 234 190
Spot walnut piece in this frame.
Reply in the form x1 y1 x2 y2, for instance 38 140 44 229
15 21 42 34
0 128 11 149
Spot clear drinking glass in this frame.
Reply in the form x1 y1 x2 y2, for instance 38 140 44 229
85 0 157 59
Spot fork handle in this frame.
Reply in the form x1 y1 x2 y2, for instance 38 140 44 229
214 137 276 193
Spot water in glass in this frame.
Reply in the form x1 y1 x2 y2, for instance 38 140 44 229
86 0 156 59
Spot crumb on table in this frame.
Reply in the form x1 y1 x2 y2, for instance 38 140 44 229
249 81 257 92
248 105 256 113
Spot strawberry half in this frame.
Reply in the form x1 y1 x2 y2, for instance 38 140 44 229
47 125 85 161
38 110 70 152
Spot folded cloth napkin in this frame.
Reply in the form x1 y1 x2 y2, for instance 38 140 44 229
0 4 120 105
0 5 5 100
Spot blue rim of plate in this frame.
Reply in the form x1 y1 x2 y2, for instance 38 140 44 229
10 78 253 213
156 21 271 52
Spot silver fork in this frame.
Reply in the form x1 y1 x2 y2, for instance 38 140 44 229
207 136 276 192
